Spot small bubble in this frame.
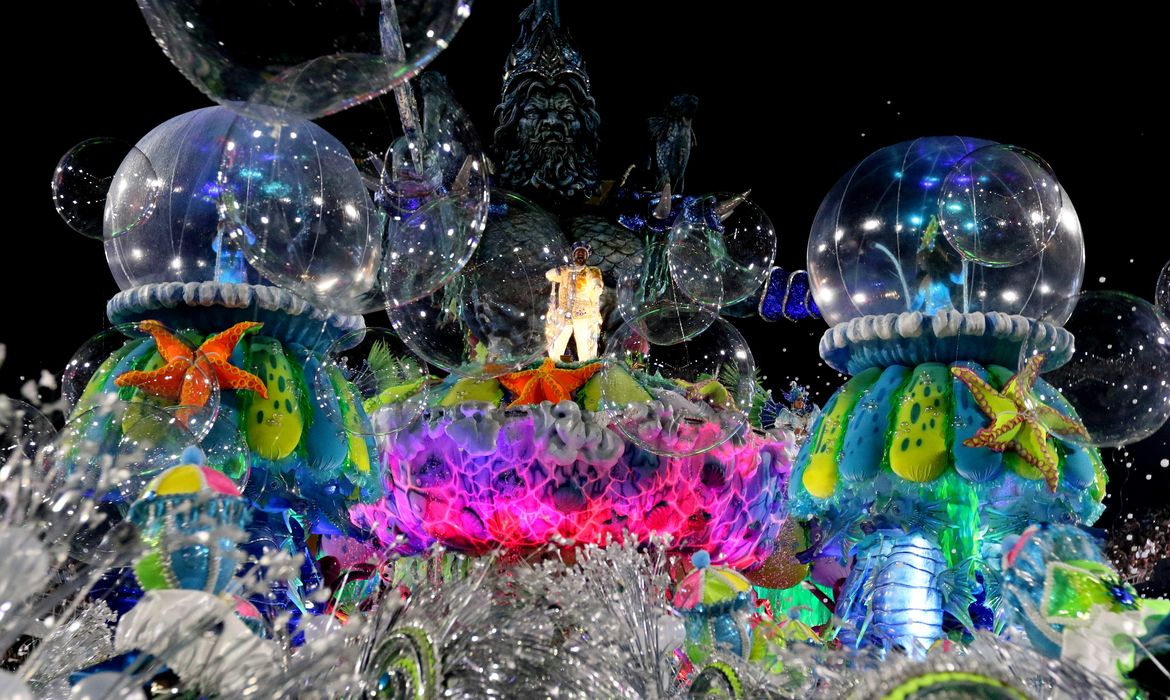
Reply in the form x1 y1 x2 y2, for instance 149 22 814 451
1099 276 1107 283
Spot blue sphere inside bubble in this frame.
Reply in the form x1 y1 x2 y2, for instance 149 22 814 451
807 136 1085 327
103 107 379 314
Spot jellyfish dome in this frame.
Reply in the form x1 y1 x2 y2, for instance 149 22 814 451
807 137 1085 373
104 106 381 319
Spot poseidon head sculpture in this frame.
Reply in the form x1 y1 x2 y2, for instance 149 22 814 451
493 1 601 205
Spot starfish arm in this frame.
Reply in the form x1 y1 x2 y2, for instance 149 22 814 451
499 359 552 400
505 378 542 408
1012 420 1061 491
176 366 214 424
565 362 603 387
499 370 539 397
207 356 268 398
539 376 572 404
950 366 997 397
138 320 192 364
114 360 189 401
963 434 1011 452
201 321 263 359
1031 402 1092 442
1005 354 1046 401
952 366 1022 433
966 413 1025 447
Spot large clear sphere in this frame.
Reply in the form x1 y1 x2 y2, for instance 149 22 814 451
1021 291 1170 448
380 73 489 308
137 0 473 122
601 313 755 457
53 138 159 240
387 190 564 378
938 145 1063 268
103 107 380 318
807 136 1084 326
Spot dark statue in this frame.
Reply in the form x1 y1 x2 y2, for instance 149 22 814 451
646 94 699 192
487 0 640 294
480 1 811 334
493 0 601 206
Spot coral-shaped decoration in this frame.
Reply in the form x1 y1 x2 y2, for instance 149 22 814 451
352 402 791 568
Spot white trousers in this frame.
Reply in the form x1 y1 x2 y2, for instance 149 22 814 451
548 316 600 361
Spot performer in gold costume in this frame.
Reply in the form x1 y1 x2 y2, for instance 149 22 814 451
545 242 605 361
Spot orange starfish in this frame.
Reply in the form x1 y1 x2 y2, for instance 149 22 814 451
498 358 602 408
115 320 268 421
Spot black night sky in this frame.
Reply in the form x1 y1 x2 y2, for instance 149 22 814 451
9 3 1168 576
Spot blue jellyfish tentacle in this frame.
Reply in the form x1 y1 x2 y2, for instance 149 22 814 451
838 530 946 656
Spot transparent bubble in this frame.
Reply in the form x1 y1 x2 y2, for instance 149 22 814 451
103 107 381 318
1157 260 1170 317
63 324 153 409
137 0 473 122
63 323 221 443
666 221 725 309
103 146 161 240
44 399 195 513
224 114 382 316
0 398 56 464
381 73 489 307
317 328 429 436
808 136 1086 326
617 240 721 346
1020 291 1170 448
600 312 754 457
199 404 251 489
52 138 158 240
961 187 1085 324
939 145 1063 268
668 193 775 306
104 109 267 289
387 190 563 378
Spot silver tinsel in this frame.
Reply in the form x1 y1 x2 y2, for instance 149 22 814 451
805 632 1129 700
2 382 1161 699
23 601 116 690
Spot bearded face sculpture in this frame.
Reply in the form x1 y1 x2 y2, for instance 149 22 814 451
493 3 601 204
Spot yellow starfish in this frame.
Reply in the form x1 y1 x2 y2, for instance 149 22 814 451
950 355 1090 491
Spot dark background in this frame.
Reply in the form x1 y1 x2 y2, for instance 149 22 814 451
9 5 1167 540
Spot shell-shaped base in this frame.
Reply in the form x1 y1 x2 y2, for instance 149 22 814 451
107 282 363 351
819 312 1072 375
